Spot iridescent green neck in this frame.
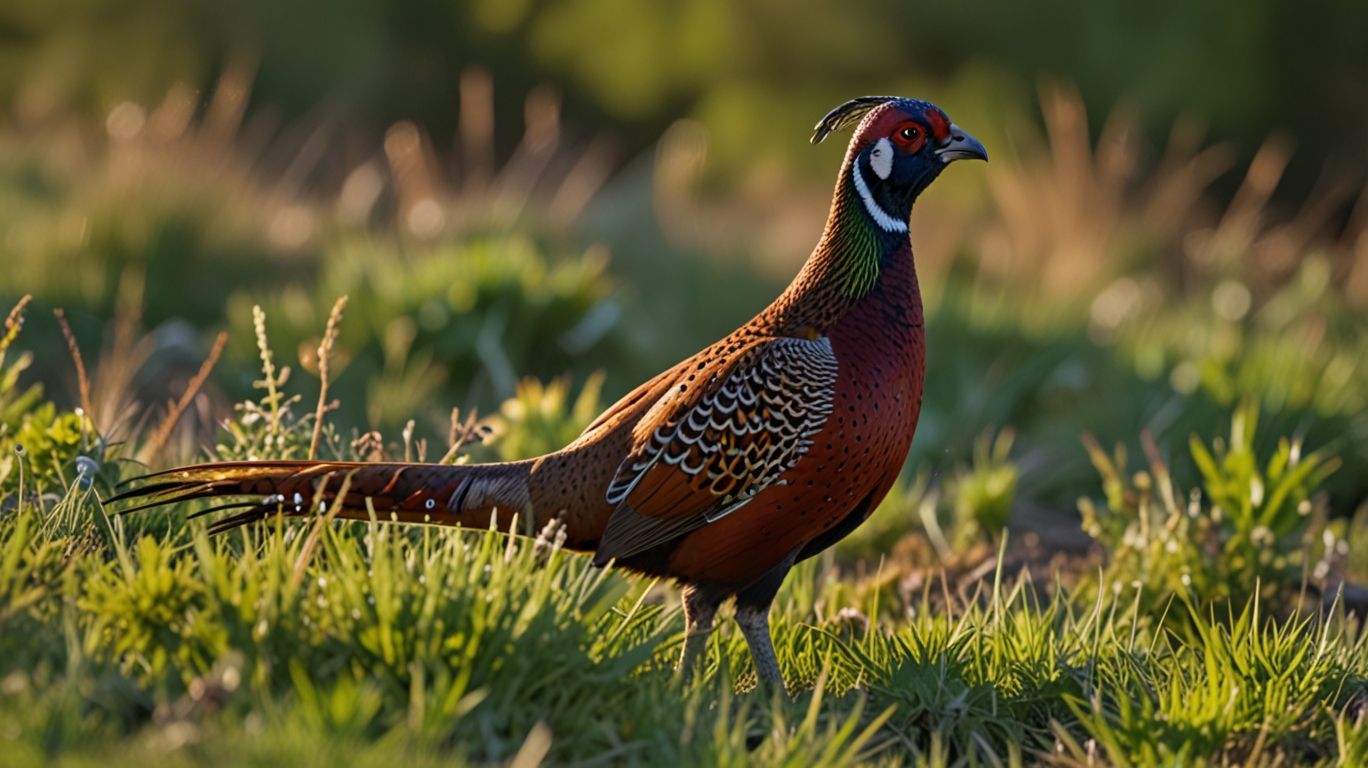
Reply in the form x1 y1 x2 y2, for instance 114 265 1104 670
826 176 905 299
761 161 916 336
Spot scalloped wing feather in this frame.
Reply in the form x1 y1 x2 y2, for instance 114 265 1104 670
593 336 839 564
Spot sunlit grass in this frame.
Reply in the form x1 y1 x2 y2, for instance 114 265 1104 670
1 302 1365 767
4 481 1366 766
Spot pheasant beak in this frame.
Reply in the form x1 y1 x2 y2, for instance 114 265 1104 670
935 125 988 163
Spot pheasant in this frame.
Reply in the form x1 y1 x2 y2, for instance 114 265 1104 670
112 96 986 690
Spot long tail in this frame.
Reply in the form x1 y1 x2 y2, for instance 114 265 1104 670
108 459 536 536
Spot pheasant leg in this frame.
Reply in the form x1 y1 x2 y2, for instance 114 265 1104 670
735 605 782 689
732 548 799 693
675 585 718 683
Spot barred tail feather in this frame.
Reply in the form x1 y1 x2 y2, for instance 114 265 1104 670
108 459 535 535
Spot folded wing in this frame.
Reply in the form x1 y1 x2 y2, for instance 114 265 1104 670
593 336 838 564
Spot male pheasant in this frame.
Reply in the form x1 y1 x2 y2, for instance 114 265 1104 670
112 96 986 690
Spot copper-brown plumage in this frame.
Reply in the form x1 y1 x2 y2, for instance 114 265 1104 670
112 96 987 691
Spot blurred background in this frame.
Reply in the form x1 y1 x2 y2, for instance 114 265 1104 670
4 0 1368 567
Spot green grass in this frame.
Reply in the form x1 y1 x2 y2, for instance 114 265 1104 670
3 489 1367 767
0 325 1365 768
3 283 1368 766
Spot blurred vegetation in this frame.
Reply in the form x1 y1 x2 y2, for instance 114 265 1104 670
1 0 1364 185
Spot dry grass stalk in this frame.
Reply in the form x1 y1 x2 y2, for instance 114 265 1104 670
251 305 287 439
980 83 1142 301
351 432 386 462
385 121 446 237
291 469 354 588
0 294 32 360
440 406 486 464
402 419 416 463
1138 118 1235 239
491 86 562 223
459 68 495 194
92 269 157 439
52 308 96 428
199 60 256 151
308 295 348 460
548 134 616 227
382 71 606 234
1180 137 1358 298
142 331 228 464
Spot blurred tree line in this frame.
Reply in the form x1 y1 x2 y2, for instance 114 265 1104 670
1 0 1364 195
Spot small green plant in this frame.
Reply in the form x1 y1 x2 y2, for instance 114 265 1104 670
486 371 605 462
897 426 1018 565
235 235 623 433
0 297 107 502
1080 399 1340 617
216 305 325 463
948 426 1018 544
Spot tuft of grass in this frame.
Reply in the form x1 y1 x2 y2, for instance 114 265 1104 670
4 471 1368 765
1081 398 1340 620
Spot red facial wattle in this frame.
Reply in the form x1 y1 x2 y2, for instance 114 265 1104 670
923 108 951 144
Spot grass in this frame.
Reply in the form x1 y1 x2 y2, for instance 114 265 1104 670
3 298 1368 767
4 490 1367 766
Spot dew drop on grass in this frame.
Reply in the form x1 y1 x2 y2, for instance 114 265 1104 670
75 456 99 488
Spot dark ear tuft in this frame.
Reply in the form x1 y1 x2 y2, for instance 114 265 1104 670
811 96 899 145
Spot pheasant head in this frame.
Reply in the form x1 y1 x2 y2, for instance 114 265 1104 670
813 96 987 235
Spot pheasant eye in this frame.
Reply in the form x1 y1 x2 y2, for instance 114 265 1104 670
891 122 926 153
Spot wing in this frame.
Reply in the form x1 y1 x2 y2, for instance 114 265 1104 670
592 335 839 564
